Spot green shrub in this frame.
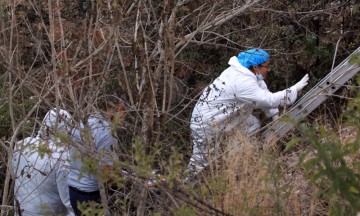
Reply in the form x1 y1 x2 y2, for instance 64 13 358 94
290 73 360 215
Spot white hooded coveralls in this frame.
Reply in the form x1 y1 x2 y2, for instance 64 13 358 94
189 56 299 172
12 109 75 216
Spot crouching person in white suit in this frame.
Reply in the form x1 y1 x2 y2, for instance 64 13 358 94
12 108 75 216
188 48 309 175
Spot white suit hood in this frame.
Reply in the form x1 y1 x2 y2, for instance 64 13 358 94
38 108 72 139
227 56 257 78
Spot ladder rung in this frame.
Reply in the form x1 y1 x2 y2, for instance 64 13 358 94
260 47 360 143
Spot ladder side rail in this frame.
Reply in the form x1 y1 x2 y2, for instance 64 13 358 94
291 47 360 108
261 47 360 142
262 94 327 142
263 65 360 142
289 62 360 117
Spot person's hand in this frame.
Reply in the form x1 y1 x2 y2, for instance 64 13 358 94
272 114 279 121
293 74 309 92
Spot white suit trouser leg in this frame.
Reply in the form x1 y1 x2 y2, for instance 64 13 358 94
188 115 260 175
245 115 260 135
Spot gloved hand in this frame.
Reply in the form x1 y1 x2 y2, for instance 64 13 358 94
272 114 279 121
293 74 309 92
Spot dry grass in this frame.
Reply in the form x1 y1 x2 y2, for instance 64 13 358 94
199 129 329 216
196 112 360 216
182 98 360 216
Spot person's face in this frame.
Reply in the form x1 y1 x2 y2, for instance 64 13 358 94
253 60 271 79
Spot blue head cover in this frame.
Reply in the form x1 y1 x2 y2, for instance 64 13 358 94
237 49 270 68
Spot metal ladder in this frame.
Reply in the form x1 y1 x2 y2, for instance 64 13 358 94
261 46 360 143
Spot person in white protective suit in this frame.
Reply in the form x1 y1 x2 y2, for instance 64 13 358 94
188 48 309 174
12 108 75 216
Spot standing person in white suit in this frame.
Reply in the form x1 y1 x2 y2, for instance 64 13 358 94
12 108 75 216
188 48 309 174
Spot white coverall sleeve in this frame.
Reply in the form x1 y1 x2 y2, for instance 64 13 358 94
257 80 280 118
234 77 298 109
56 160 75 216
90 117 117 166
262 107 279 118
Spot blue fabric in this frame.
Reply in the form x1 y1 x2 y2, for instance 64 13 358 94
237 49 270 68
256 74 264 80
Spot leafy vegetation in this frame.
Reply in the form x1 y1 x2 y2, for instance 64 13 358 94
0 0 360 215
